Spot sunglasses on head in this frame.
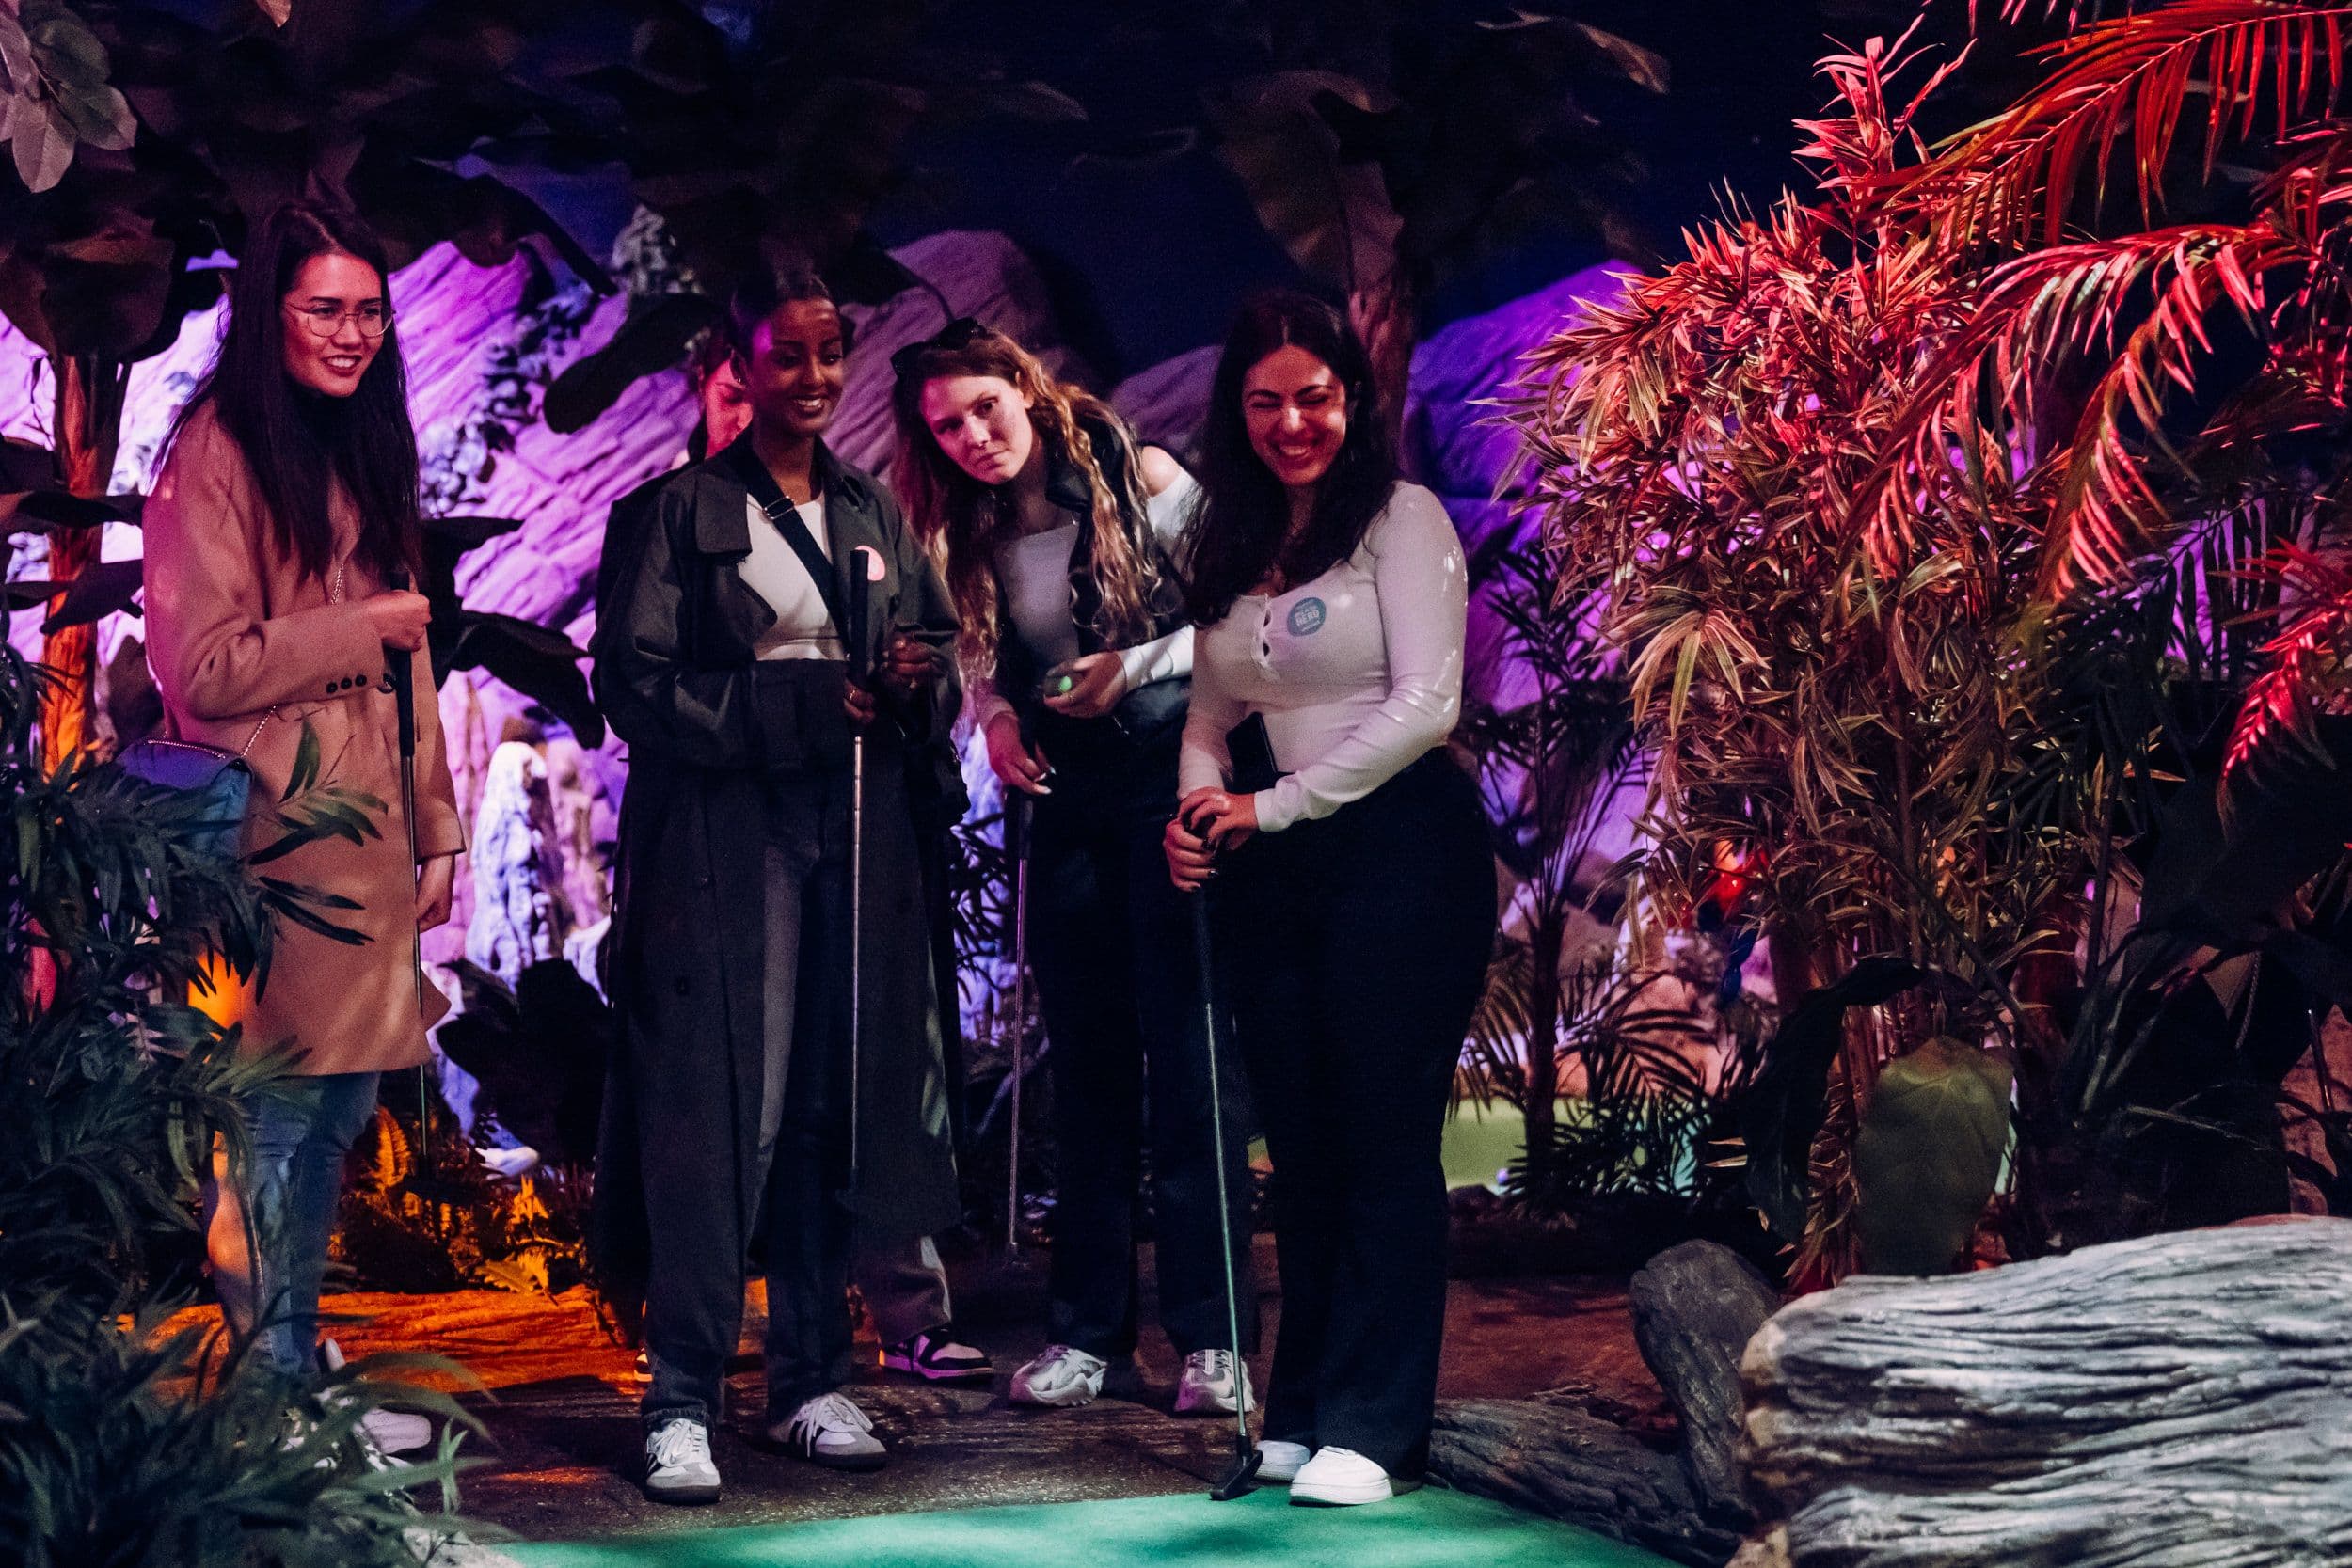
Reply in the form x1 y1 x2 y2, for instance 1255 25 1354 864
890 316 991 377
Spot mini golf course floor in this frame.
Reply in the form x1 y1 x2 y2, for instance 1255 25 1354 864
502 1486 1674 1568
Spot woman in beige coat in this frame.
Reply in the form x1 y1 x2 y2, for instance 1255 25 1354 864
142 202 463 1395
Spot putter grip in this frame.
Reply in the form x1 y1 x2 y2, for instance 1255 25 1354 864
388 567 417 761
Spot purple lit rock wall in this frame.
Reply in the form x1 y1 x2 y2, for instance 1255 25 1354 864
0 230 1628 971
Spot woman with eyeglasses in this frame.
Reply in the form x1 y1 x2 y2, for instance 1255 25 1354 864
143 202 464 1454
1164 293 1494 1507
890 320 1258 1418
591 260 964 1505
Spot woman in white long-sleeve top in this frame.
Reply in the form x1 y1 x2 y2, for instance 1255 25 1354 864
1165 292 1496 1508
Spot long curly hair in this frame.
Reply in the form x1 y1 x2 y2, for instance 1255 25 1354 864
890 326 1163 678
1183 291 1397 626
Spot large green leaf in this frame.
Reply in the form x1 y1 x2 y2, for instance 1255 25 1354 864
540 289 717 435
1738 956 1934 1243
1853 1037 2013 1275
1204 71 1403 296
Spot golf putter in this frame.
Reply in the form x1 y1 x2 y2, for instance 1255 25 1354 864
843 545 886 1211
1192 889 1262 1500
386 568 434 1197
1006 791 1029 1254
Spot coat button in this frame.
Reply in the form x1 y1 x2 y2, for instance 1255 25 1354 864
325 682 336 694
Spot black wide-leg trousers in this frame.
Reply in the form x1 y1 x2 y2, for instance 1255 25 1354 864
1218 753 1494 1478
1025 736 1259 1361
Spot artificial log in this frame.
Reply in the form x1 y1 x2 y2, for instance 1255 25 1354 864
1630 1239 1778 1521
1741 1218 2352 1567
1430 1396 1743 1567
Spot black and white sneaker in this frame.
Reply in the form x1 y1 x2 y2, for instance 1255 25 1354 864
769 1391 887 1471
644 1417 721 1505
881 1328 993 1384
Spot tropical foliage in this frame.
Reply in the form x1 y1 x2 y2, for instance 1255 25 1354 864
1515 2 2352 1279
0 639 473 1565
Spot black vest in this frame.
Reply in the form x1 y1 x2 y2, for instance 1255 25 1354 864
993 415 1191 761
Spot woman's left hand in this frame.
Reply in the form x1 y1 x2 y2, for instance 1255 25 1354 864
416 852 456 932
1178 785 1258 853
879 633 934 700
1041 651 1127 720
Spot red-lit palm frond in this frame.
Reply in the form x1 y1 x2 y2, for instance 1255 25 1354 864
1853 186 2352 600
1900 1 2352 249
2223 546 2352 792
1798 24 1976 210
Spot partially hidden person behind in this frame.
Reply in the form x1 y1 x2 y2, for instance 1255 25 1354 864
891 318 1258 1417
590 259 964 1504
142 200 465 1457
675 309 992 1396
1164 292 1495 1507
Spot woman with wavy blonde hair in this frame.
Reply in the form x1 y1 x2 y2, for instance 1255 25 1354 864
892 319 1258 1417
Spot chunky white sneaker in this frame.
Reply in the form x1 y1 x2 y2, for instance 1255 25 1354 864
1009 1344 1109 1408
1290 1446 1398 1506
1174 1349 1254 1416
769 1390 886 1471
1257 1439 1311 1483
643 1418 721 1504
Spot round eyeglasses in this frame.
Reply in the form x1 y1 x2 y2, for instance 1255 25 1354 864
285 301 391 340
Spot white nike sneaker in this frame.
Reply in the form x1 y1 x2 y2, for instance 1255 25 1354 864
1174 1349 1254 1416
1009 1344 1109 1408
643 1417 720 1504
769 1390 886 1471
1257 1439 1311 1483
1290 1445 1402 1506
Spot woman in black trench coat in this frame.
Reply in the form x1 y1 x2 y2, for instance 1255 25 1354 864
589 261 964 1505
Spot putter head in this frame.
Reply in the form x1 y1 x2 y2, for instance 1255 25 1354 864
1211 1445 1263 1502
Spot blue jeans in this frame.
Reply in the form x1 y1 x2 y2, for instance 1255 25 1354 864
204 1071 381 1375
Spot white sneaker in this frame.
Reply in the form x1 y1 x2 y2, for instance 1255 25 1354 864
769 1390 886 1471
643 1417 720 1504
1257 1439 1311 1483
321 1339 433 1459
1009 1344 1109 1408
1290 1446 1398 1506
357 1406 435 1456
1174 1349 1253 1416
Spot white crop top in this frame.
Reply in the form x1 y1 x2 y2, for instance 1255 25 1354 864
1177 482 1466 832
739 495 842 661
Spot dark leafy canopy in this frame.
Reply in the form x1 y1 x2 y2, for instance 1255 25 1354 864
542 0 1085 429
417 514 604 744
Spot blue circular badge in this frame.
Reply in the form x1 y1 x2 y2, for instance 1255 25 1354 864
1287 596 1327 637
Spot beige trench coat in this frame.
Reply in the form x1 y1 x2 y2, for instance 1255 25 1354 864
142 405 465 1076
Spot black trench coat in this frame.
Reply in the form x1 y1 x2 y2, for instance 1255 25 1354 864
587 441 966 1323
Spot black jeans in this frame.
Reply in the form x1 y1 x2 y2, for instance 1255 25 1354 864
1217 753 1494 1477
1026 733 1258 1360
643 770 855 1429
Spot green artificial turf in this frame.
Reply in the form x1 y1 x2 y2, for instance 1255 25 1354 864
503 1487 1674 1568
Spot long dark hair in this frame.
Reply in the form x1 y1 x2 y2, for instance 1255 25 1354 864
172 201 420 583
1182 291 1396 626
888 323 1161 676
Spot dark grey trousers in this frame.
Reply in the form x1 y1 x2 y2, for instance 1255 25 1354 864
644 772 854 1428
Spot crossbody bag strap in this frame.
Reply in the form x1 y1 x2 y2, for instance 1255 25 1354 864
723 439 844 635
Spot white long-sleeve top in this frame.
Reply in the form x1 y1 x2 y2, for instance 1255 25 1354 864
968 472 1199 731
1178 482 1466 833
